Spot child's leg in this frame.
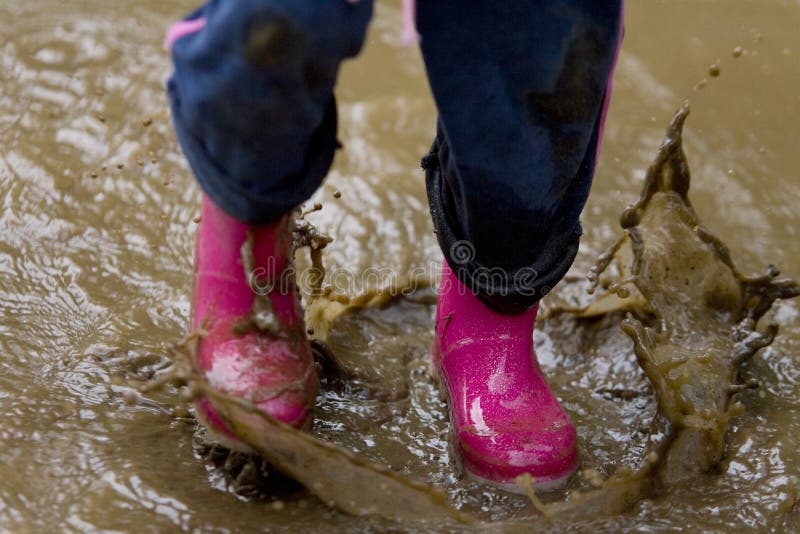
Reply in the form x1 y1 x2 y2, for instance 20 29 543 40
168 0 373 224
418 1 623 488
419 1 622 309
166 0 373 449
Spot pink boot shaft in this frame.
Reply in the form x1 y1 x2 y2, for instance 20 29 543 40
434 262 578 489
193 194 318 448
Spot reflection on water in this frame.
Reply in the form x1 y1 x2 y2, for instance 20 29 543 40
0 0 798 531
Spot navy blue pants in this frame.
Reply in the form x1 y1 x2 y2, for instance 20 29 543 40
167 0 623 312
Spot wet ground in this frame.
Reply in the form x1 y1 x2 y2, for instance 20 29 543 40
1 1 799 532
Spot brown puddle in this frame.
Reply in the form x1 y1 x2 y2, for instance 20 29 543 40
139 102 799 531
2 1 800 532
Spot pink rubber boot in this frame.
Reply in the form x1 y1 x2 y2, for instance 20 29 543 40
433 262 579 491
192 194 318 451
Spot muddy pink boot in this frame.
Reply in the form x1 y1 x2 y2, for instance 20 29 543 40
433 262 578 490
192 194 318 451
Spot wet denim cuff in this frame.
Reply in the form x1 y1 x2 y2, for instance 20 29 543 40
423 146 582 314
167 83 339 224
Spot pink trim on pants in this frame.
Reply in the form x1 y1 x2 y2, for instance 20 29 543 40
165 17 207 52
402 0 420 45
594 1 625 162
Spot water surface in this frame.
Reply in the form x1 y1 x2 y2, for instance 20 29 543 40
1 1 799 531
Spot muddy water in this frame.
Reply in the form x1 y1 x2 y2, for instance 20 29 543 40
1 1 799 532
